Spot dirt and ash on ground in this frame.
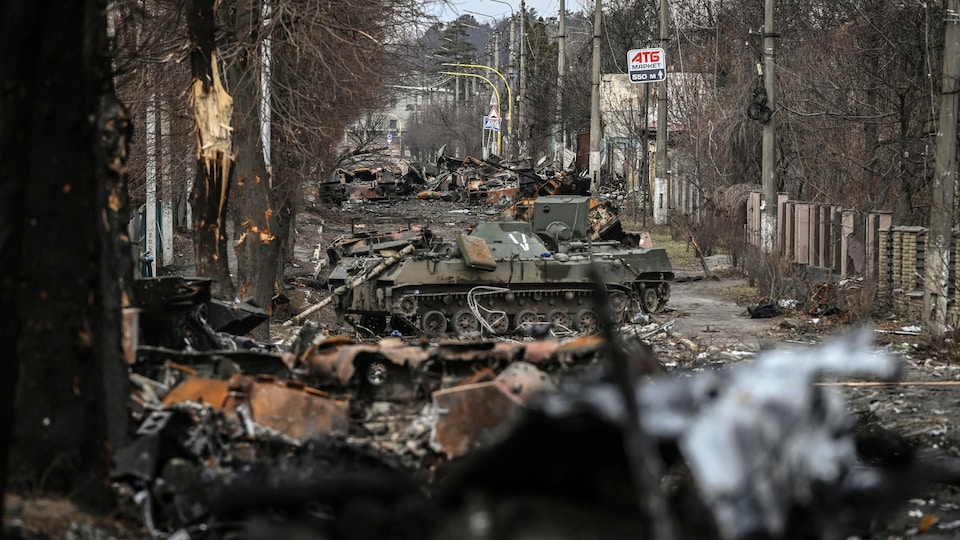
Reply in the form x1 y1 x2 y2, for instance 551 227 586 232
6 197 960 539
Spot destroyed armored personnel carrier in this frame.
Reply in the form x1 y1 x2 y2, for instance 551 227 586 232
327 196 673 336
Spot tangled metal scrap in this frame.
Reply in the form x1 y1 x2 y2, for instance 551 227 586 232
112 276 960 540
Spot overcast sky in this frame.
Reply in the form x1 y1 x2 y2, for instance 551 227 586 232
431 0 588 22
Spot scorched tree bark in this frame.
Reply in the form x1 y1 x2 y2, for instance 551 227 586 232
188 0 237 299
0 0 132 509
225 0 282 331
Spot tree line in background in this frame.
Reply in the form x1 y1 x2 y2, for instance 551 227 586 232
113 0 424 323
420 0 944 230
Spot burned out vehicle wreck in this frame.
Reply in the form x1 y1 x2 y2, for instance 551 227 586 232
110 281 960 540
115 275 646 537
322 148 589 207
324 196 674 338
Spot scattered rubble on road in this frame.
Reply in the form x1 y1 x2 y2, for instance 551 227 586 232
113 273 676 537
97 270 960 540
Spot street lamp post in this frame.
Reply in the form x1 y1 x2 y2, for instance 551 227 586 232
442 62 512 152
463 10 504 71
486 0 517 75
488 0 521 157
588 0 602 192
441 71 503 155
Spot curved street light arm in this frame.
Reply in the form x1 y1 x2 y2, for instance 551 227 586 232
441 62 513 144
441 71 503 155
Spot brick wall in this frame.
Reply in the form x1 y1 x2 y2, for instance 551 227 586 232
876 226 960 324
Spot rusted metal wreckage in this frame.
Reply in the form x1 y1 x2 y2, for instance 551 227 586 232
321 150 588 206
114 285 959 540
126 276 620 438
117 275 653 535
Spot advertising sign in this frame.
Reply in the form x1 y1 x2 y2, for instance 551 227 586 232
627 47 666 83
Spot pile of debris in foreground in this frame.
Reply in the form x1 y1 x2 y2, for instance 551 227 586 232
111 277 960 539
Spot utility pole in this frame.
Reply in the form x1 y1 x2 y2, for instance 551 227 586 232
654 0 669 225
761 0 778 252
641 82 650 226
508 14 517 157
923 0 960 336
588 0 602 193
518 0 527 158
555 0 566 168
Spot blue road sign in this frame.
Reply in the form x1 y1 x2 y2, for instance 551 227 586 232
483 115 501 131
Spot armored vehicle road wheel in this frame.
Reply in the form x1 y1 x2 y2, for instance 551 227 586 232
575 309 599 334
422 310 448 336
485 311 510 334
547 309 570 329
514 310 539 331
608 290 630 317
453 309 480 336
641 286 659 313
657 282 671 312
359 314 386 336
397 296 418 318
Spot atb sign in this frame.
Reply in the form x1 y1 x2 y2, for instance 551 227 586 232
627 47 666 83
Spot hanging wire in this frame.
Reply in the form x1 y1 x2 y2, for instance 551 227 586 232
466 285 511 334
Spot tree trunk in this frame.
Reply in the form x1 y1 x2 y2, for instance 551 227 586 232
923 0 960 336
0 4 27 508
860 7 881 213
226 0 282 336
188 0 237 299
1 0 131 510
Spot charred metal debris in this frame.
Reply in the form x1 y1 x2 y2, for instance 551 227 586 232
116 276 654 537
113 277 960 539
320 150 588 206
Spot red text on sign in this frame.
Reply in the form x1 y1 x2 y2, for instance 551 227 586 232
630 50 661 64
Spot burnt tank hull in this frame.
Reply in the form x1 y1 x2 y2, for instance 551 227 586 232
328 212 673 336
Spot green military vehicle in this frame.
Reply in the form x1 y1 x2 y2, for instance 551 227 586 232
327 196 673 336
